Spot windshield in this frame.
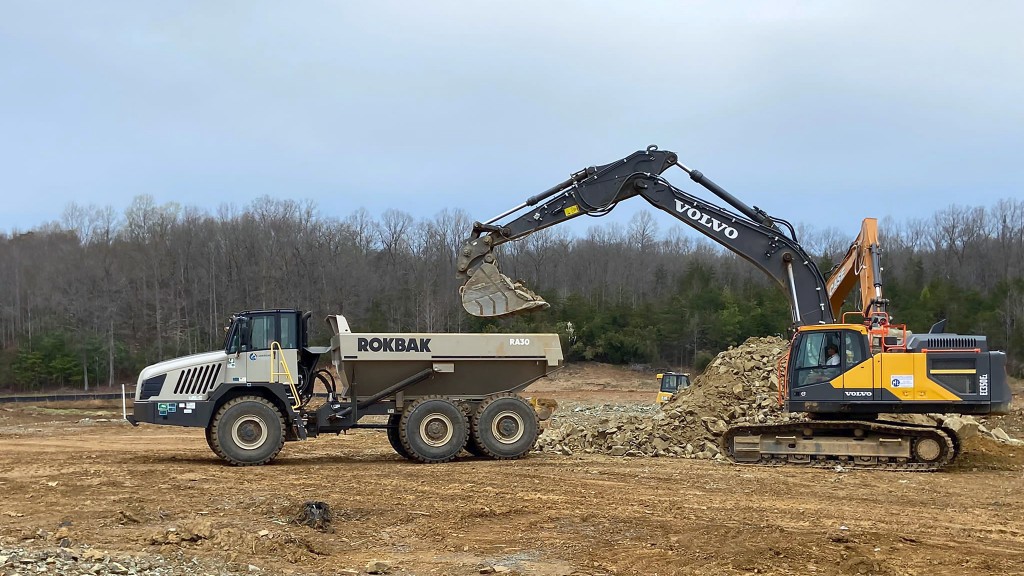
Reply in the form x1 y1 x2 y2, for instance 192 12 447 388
660 374 690 393
224 317 242 354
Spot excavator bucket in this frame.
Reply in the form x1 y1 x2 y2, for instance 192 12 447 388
460 262 549 318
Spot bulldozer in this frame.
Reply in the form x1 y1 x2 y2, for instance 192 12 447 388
656 372 691 405
454 146 1011 470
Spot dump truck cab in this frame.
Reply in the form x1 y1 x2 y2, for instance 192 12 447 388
221 309 323 393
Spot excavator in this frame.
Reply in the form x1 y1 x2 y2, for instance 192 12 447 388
455 146 1012 470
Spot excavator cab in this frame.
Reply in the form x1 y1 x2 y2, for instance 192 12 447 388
787 327 871 395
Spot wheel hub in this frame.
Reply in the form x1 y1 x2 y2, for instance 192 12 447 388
491 410 525 444
231 415 269 450
420 414 454 447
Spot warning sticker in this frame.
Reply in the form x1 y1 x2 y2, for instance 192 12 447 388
890 375 915 389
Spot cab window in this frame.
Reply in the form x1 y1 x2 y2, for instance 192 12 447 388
843 331 868 367
225 322 241 354
249 315 275 351
793 331 842 387
280 314 297 349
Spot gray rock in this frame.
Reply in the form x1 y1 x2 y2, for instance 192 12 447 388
942 416 979 440
991 427 1012 442
366 559 392 574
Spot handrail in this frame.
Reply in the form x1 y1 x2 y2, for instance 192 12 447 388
881 324 909 353
270 341 301 409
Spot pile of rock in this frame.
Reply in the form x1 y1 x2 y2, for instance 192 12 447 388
535 336 794 459
0 546 246 576
890 413 1023 446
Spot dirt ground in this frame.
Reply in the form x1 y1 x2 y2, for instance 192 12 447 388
1 365 1022 576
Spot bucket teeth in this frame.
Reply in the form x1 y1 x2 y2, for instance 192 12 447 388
460 262 549 318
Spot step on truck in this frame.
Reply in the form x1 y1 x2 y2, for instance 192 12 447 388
129 309 564 465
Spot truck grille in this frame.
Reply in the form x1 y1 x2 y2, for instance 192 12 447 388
172 363 222 396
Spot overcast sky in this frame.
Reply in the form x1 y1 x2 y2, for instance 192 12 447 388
1 1 1022 239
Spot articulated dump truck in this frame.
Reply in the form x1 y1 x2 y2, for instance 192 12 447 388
129 309 563 465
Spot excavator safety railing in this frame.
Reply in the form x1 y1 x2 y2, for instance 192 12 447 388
842 311 908 353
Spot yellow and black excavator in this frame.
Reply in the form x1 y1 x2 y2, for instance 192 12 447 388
455 146 1011 470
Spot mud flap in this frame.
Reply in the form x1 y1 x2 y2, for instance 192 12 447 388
460 262 550 317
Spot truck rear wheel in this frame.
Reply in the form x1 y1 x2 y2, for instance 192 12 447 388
399 397 468 463
460 402 486 457
208 395 286 466
387 413 413 460
472 394 538 460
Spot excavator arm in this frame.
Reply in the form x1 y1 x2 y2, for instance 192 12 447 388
825 217 888 320
456 146 834 327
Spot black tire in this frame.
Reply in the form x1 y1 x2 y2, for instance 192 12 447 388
205 426 217 453
387 413 413 460
399 397 468 464
459 402 486 457
465 438 487 457
472 394 539 460
209 395 286 466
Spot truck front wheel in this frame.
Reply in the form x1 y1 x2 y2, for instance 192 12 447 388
208 395 286 466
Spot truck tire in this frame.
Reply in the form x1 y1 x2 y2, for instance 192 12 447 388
208 395 286 466
387 413 413 460
460 402 486 457
399 396 468 464
205 426 217 453
465 438 487 457
472 394 539 460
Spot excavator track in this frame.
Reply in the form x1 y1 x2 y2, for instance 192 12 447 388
723 420 957 471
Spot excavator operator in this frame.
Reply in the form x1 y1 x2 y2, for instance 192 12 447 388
825 344 840 366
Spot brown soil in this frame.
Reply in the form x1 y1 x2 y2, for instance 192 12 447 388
0 366 1022 576
528 362 658 403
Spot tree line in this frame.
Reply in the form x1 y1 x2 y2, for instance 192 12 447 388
1 195 1022 391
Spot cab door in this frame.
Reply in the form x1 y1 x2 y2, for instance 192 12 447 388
840 330 874 399
245 314 276 384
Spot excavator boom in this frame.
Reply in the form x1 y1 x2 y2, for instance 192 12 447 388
457 146 833 326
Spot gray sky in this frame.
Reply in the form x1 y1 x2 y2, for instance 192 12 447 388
1 1 1022 238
